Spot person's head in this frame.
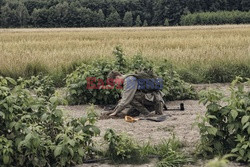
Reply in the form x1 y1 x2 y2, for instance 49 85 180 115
107 71 123 85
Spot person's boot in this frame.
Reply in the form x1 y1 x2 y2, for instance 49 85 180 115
155 102 163 115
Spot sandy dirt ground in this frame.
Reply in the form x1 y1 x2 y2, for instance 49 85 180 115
60 83 249 167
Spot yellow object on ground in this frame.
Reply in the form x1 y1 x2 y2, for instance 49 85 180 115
125 116 139 123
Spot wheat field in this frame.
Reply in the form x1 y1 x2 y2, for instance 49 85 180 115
0 25 250 79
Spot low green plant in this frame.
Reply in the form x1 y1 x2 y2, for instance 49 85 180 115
104 129 143 163
205 154 233 167
0 76 101 166
53 107 100 166
196 77 250 162
157 155 192 167
0 136 14 165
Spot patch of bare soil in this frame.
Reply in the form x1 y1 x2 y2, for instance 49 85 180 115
59 84 249 167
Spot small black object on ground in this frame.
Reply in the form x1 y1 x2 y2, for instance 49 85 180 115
164 103 185 111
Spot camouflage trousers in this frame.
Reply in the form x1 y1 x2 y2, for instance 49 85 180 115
128 91 163 116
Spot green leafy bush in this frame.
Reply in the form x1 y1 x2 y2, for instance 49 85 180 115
197 77 250 162
66 47 196 105
0 76 100 166
104 129 143 163
17 74 55 99
66 60 121 105
156 61 196 101
129 54 154 72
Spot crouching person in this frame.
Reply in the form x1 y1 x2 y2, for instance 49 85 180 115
107 70 165 117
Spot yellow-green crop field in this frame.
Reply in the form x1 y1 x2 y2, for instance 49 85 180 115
0 25 250 82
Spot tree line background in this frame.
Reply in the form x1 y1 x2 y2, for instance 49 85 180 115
0 0 249 28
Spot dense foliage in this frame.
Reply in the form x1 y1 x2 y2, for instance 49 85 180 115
0 74 192 166
181 11 250 25
0 76 101 166
17 74 55 100
157 61 196 101
66 59 121 105
0 0 249 28
197 77 250 162
66 46 196 105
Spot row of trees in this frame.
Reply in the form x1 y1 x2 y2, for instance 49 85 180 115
0 0 249 28
180 11 250 25
0 3 149 27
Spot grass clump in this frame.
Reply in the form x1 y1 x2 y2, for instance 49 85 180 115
205 155 233 167
141 135 193 167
